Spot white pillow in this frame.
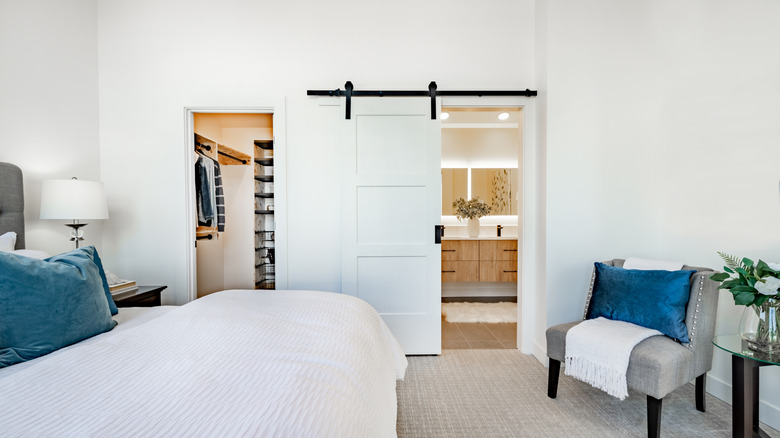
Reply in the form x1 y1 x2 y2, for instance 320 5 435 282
0 231 16 252
8 249 51 260
623 257 684 271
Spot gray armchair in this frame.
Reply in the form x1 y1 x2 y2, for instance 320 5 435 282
545 259 720 438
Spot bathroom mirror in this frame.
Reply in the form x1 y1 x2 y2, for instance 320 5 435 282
442 168 519 216
471 168 518 215
441 168 468 215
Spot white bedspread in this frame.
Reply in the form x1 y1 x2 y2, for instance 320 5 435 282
0 289 408 437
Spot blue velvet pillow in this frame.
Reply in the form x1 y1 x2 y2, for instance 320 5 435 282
56 246 118 316
0 246 117 368
586 262 695 343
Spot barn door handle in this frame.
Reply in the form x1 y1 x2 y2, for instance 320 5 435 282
435 225 443 244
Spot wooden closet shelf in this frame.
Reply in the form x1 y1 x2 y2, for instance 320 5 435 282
195 226 217 236
217 144 251 165
254 193 274 198
195 133 251 166
255 210 274 215
254 175 274 182
253 140 274 150
254 158 273 166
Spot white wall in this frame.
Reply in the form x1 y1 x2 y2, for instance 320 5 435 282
221 126 269 290
441 128 521 168
96 0 537 304
0 0 102 255
543 0 780 428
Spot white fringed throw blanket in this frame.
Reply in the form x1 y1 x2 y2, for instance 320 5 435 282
565 317 662 400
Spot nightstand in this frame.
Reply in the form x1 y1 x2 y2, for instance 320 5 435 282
113 286 167 308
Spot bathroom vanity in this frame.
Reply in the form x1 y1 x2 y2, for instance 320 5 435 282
441 237 518 283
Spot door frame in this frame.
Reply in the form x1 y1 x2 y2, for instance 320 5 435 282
441 96 543 359
183 102 288 302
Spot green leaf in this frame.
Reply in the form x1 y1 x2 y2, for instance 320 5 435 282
709 272 730 282
764 262 780 275
724 267 734 274
756 260 778 278
734 292 756 306
755 295 770 307
743 257 754 268
720 278 744 289
732 285 757 293
718 252 745 270
736 267 748 277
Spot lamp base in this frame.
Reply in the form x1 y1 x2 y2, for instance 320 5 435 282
64 223 88 248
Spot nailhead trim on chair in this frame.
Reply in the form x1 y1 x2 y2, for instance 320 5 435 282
686 276 705 350
582 269 597 320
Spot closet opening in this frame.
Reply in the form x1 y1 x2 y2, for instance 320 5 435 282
440 106 523 350
184 105 287 303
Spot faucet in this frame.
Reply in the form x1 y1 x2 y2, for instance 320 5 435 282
497 225 503 237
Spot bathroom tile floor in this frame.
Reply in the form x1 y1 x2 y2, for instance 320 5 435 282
442 320 517 349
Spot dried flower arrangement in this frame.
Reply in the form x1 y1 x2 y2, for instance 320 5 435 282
452 197 492 221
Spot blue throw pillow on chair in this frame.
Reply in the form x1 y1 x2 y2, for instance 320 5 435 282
587 262 695 343
0 246 117 368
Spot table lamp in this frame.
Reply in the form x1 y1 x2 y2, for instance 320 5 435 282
40 178 109 248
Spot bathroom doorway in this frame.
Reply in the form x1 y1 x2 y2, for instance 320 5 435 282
439 104 525 350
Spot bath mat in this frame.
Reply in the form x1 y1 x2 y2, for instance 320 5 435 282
442 302 517 323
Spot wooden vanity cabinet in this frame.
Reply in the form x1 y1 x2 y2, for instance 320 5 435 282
441 240 479 282
442 239 517 282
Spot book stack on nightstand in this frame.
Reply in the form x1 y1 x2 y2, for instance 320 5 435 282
109 280 138 296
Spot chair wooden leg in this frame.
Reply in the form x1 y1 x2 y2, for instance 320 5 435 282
548 359 561 399
647 395 662 438
696 373 706 412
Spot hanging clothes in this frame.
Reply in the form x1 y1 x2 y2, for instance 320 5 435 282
195 154 216 227
195 151 226 232
214 161 225 232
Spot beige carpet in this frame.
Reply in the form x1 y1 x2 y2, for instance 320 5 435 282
397 349 780 438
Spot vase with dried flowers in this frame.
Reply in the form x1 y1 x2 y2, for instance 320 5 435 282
452 197 492 238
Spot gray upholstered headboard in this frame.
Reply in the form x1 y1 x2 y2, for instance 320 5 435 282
0 162 25 249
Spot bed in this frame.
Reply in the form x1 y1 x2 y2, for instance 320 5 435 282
0 162 408 437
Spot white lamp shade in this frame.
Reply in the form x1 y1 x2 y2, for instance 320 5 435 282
40 179 109 220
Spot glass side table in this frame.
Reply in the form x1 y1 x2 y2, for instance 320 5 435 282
712 335 780 438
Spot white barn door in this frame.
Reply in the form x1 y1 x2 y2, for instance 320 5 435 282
341 97 441 355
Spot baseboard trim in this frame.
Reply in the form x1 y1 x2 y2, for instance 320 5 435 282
532 341 547 366
707 373 780 431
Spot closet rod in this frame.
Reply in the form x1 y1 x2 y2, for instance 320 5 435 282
196 141 247 164
307 81 537 120
217 150 248 164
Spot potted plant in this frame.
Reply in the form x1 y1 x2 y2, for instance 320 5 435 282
452 197 491 238
710 252 780 352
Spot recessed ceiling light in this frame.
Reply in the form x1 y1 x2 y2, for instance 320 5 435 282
497 112 510 121
441 112 450 120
